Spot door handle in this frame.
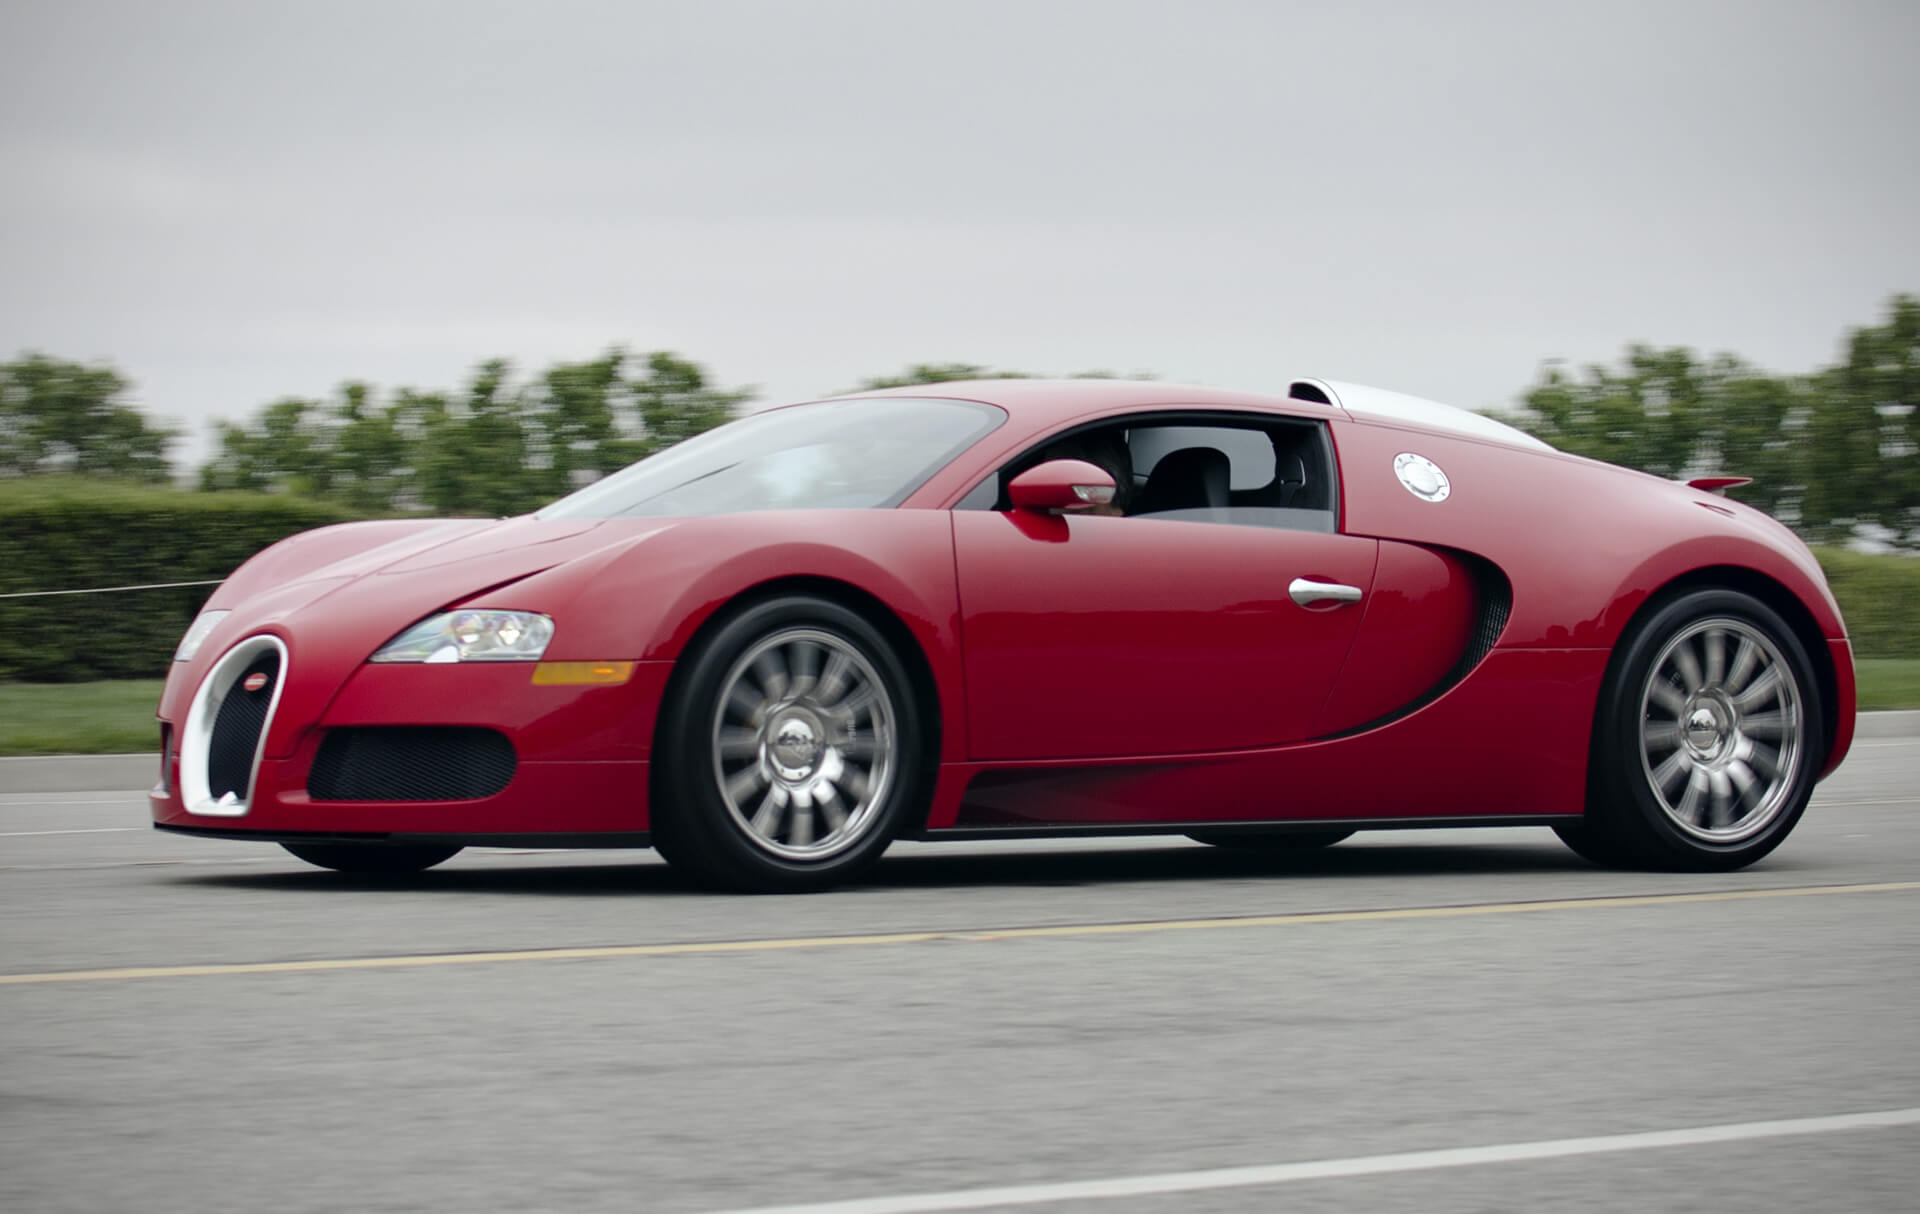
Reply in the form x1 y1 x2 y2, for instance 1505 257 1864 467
1289 577 1363 607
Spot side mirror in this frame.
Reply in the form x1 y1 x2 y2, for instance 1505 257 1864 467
1008 459 1117 513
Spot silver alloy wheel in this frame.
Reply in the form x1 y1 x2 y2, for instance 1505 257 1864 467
709 626 897 861
1637 616 1803 844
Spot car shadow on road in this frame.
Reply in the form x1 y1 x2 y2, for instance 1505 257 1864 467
869 839 1599 888
169 835 1610 897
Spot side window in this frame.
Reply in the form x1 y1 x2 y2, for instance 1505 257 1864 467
960 414 1339 533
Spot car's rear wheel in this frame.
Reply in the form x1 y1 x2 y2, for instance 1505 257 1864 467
1573 588 1823 871
1187 829 1354 850
280 841 462 874
654 596 929 892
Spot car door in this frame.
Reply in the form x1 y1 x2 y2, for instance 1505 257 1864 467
951 414 1378 761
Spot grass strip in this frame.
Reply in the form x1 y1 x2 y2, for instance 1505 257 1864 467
0 679 162 755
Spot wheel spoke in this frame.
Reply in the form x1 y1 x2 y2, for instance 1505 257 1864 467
838 766 871 804
724 682 766 727
725 764 768 805
816 785 848 834
815 651 851 705
717 726 761 760
1672 639 1705 695
1702 627 1727 687
1725 636 1759 693
1740 710 1789 741
1650 748 1693 793
1647 677 1688 716
789 795 815 847
831 686 877 726
748 785 787 837
1742 738 1781 780
751 650 790 704
1642 719 1682 751
1731 664 1782 712
1706 769 1734 827
786 640 823 699
1673 767 1709 825
1727 758 1760 804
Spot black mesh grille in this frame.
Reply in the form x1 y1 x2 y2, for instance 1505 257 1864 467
308 727 517 802
1463 572 1512 674
207 651 279 801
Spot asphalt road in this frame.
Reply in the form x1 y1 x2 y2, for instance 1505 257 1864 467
3 741 1917 1213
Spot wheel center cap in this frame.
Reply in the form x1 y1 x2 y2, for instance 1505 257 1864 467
768 714 824 780
1683 699 1730 760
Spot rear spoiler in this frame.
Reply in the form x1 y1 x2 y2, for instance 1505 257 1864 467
1687 476 1752 496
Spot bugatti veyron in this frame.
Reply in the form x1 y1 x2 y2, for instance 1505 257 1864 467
151 379 1855 890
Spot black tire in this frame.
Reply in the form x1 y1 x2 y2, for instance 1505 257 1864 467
1187 829 1355 850
281 841 462 874
653 595 930 892
1573 587 1824 871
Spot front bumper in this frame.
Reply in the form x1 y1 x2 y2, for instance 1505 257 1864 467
151 659 671 838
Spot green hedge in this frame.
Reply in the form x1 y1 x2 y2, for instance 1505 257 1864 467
1815 548 1920 659
0 479 361 681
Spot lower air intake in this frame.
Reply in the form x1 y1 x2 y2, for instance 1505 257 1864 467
308 727 516 802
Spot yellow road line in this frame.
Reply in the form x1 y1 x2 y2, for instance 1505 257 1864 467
5 880 1917 987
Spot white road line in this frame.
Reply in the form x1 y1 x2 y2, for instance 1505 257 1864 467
0 798 150 809
715 1108 1920 1214
1813 797 1920 807
0 827 145 837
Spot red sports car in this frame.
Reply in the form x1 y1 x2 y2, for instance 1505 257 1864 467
151 378 1855 890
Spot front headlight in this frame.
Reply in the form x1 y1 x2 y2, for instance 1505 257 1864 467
370 611 555 664
174 610 231 662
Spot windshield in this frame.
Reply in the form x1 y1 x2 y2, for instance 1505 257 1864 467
537 397 1004 520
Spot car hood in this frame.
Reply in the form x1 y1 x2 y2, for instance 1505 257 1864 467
236 515 688 625
173 515 687 755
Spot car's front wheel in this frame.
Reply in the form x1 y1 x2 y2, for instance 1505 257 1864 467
1572 587 1823 871
653 596 929 892
281 841 462 874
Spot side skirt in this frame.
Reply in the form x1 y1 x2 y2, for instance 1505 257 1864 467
913 815 1579 841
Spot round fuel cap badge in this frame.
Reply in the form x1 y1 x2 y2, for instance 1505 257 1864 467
1394 453 1450 502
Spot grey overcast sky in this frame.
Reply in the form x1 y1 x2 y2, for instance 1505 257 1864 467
3 0 1916 466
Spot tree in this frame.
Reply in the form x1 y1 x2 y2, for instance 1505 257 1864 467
199 350 751 517
854 363 1033 391
850 363 1154 392
1513 345 1715 480
0 353 177 481
407 363 538 516
200 395 341 497
1802 294 1920 547
1502 294 1920 547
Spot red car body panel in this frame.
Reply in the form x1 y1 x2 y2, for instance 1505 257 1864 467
1331 418 1848 648
952 512 1380 759
149 379 1856 846
926 647 1609 830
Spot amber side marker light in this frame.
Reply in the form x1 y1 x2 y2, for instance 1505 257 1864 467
531 661 636 686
